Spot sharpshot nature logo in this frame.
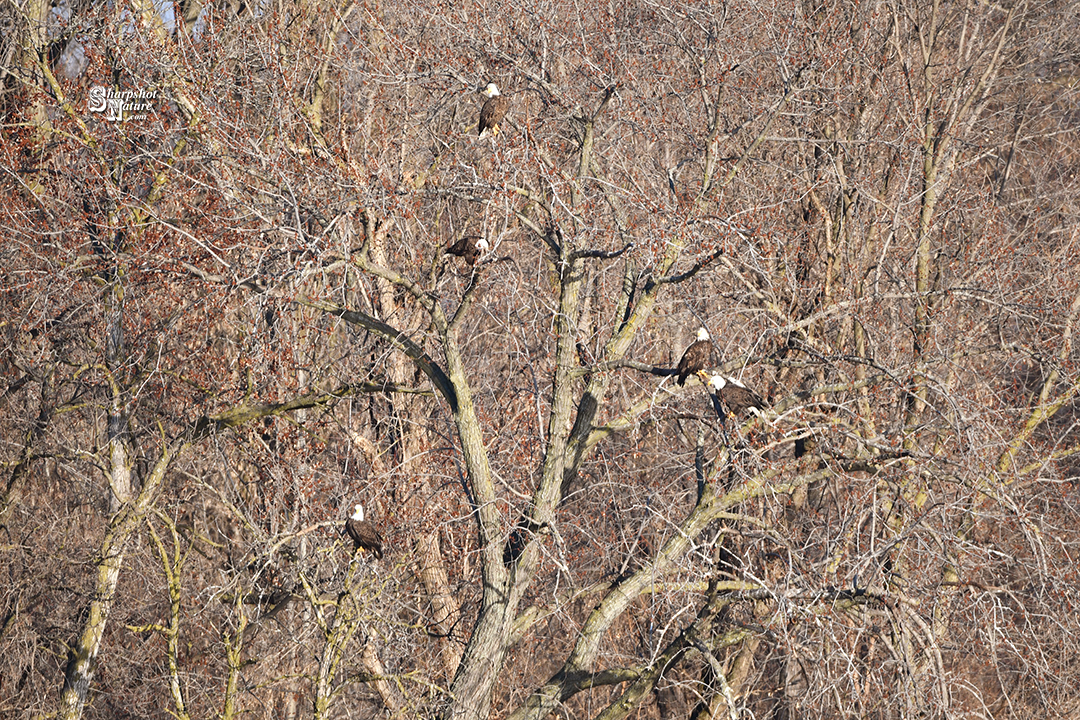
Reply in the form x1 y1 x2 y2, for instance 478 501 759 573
88 86 158 122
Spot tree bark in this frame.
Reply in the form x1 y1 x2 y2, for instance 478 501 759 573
59 441 182 720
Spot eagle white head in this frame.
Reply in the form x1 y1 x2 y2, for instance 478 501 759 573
696 327 710 342
710 374 749 390
481 83 501 98
351 503 365 521
476 237 490 251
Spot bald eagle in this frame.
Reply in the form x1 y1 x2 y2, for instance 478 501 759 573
478 83 510 138
345 504 383 559
706 373 766 418
677 327 715 385
503 518 551 566
504 527 528 566
446 235 489 264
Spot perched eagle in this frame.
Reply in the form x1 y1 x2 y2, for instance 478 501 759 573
503 518 551 566
677 327 715 385
345 503 383 559
706 373 766 418
504 527 528 566
478 83 510 138
446 235 489 265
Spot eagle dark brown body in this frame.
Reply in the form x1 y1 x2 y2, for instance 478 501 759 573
345 504 383 559
677 327 715 385
707 374 765 417
478 83 510 137
446 235 489 264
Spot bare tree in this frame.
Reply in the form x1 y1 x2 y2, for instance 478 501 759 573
2 0 1079 719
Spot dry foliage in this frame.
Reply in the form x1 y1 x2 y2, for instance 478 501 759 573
1 0 1079 718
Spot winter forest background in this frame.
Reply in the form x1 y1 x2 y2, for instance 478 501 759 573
1 0 1079 718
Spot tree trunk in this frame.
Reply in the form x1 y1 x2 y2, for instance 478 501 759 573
59 444 180 720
